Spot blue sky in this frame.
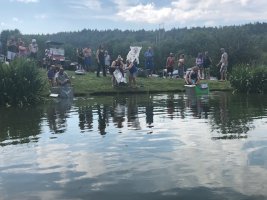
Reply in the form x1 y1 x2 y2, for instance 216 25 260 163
0 0 266 34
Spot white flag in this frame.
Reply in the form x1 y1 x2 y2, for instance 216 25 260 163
126 46 142 64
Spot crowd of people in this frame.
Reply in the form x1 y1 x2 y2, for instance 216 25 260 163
2 36 228 89
165 48 228 84
45 45 229 89
5 36 38 62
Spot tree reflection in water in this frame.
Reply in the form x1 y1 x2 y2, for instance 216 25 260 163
0 106 43 146
209 92 267 140
1 92 266 146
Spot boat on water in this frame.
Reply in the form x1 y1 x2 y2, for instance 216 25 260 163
49 86 73 98
184 83 209 95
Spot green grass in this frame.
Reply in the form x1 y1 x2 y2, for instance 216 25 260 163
42 69 232 96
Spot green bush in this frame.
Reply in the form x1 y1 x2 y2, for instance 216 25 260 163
229 65 267 93
0 58 45 106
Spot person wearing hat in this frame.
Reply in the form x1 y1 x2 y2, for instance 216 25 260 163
29 38 38 59
165 52 175 78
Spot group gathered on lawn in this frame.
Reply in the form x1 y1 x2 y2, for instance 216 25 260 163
2 36 228 89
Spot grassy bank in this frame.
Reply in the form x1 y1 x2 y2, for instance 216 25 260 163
43 70 232 96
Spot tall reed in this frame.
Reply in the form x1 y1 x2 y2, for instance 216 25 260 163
0 58 45 106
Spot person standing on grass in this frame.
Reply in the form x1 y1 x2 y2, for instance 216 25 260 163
166 52 175 78
104 50 111 72
83 46 92 72
217 48 228 81
144 46 154 76
196 52 204 79
17 38 27 58
178 54 185 78
77 48 84 70
96 44 106 77
203 51 212 80
47 65 56 87
7 36 18 61
126 59 138 88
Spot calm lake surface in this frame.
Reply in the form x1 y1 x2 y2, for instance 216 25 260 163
1 92 267 200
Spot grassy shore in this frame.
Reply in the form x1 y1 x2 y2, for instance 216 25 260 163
43 70 232 96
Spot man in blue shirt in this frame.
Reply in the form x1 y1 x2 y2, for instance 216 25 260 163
144 47 154 76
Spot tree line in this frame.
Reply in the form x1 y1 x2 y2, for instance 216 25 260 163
1 22 267 76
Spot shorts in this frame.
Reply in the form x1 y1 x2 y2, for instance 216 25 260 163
220 64 227 73
7 51 16 61
167 67 174 74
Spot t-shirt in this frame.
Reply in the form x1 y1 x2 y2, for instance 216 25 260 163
29 43 38 53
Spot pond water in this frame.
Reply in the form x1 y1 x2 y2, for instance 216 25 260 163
0 92 267 200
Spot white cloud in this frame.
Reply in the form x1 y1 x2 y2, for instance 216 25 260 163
12 17 19 22
68 0 102 10
34 14 48 20
117 3 172 24
12 17 23 24
10 0 39 3
115 0 267 27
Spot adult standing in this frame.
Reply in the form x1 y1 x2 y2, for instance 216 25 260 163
178 54 185 78
83 46 92 72
96 44 106 77
144 46 154 76
29 39 38 60
104 50 111 72
6 36 18 62
17 38 27 58
77 48 84 69
196 52 204 79
203 51 212 80
166 52 175 78
217 48 228 81
126 59 138 88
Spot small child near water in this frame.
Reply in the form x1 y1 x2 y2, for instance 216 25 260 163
47 65 56 86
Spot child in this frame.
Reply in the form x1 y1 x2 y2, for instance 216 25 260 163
47 65 56 86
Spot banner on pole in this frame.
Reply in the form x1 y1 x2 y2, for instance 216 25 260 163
126 46 142 64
